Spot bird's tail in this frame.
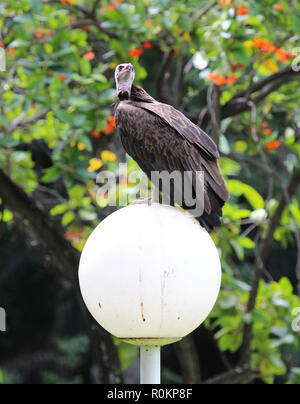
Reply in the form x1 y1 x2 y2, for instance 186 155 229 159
197 211 221 233
197 186 225 232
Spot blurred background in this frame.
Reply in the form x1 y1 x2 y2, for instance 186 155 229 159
0 0 300 384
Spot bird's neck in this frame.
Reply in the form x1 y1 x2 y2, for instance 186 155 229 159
130 85 156 103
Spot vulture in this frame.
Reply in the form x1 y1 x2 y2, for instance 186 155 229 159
114 63 229 232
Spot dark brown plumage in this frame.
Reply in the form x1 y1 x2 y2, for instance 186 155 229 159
115 82 229 232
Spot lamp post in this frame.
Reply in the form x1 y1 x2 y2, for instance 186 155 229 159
79 203 221 384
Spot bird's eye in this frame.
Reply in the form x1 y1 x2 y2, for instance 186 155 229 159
119 66 124 70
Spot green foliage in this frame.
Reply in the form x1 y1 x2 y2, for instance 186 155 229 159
1 0 300 384
114 337 139 371
39 335 89 385
206 276 300 384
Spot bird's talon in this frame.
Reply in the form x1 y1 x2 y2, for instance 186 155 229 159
130 198 152 206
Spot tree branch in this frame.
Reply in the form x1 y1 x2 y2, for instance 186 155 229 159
222 67 300 119
43 0 118 38
156 50 174 104
192 1 218 21
188 66 300 126
9 108 52 134
174 336 202 384
204 365 256 384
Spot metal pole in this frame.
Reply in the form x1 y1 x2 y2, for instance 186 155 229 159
140 346 161 384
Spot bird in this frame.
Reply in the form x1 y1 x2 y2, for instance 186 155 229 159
114 63 229 232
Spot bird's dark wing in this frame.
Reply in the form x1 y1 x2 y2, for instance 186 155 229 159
115 102 229 231
134 101 220 159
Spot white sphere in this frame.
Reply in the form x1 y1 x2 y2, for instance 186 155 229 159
79 204 221 343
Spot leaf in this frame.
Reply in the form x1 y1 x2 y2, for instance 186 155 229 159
80 58 91 76
69 185 86 201
50 204 68 216
62 212 75 227
279 277 293 294
251 309 270 323
77 135 92 152
291 16 300 33
230 239 244 260
238 237 255 249
28 0 43 13
78 209 97 221
270 326 288 338
229 278 251 291
41 166 61 183
0 209 14 223
260 358 272 376
69 97 90 108
54 109 73 124
219 134 231 154
118 343 139 371
271 296 290 308
0 135 19 147
234 140 248 153
260 59 279 74
227 180 265 210
219 295 238 309
269 354 286 373
232 47 250 66
9 40 30 49
231 209 251 220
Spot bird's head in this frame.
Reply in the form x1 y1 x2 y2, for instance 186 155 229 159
115 63 135 101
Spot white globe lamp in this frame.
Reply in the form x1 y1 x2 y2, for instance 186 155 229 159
79 204 221 383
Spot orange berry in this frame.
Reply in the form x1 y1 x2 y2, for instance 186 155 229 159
64 231 85 241
236 8 248 15
231 63 245 70
209 73 227 86
103 124 114 135
107 4 116 11
266 140 280 151
108 115 116 127
129 48 143 58
264 128 272 135
253 38 276 53
227 74 237 85
142 41 154 49
276 48 295 62
92 130 101 138
84 52 95 60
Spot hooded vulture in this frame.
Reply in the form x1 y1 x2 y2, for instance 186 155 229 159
114 63 229 232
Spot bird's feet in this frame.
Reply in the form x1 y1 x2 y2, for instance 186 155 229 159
130 197 152 206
